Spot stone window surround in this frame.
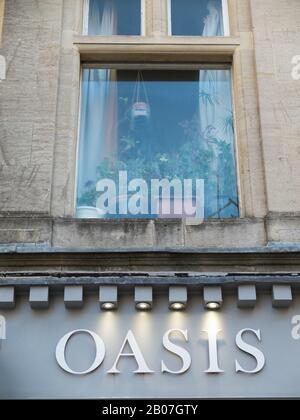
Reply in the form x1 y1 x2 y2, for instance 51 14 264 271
2 0 273 250
67 1 262 224
71 0 246 225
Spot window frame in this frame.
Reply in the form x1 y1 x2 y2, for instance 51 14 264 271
82 0 146 36
167 0 230 37
74 62 240 220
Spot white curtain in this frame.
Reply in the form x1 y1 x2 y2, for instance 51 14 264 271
199 1 237 217
77 2 117 201
88 0 117 35
202 0 224 36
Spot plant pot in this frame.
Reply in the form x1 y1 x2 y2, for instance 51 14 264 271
131 102 151 119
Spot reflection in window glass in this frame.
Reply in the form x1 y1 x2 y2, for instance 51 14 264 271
87 0 141 36
76 69 239 219
171 0 224 36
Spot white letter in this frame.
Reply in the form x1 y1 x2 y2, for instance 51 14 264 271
0 316 6 340
292 55 300 80
56 329 105 375
202 329 224 374
118 170 128 214
0 56 6 82
107 330 154 374
151 179 182 216
195 179 204 220
291 315 300 340
235 329 265 374
128 179 149 215
96 179 117 215
161 329 191 374
183 179 204 220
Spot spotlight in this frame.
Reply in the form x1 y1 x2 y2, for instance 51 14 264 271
99 286 118 311
135 286 153 311
101 302 117 311
169 302 185 311
203 286 223 310
136 302 152 311
169 286 187 311
205 302 221 310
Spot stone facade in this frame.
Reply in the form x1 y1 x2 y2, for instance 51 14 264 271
0 1 299 277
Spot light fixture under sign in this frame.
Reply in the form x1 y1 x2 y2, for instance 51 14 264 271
169 302 186 311
205 302 221 311
135 286 153 311
136 302 152 311
203 286 223 311
169 287 187 311
99 286 118 311
101 302 117 311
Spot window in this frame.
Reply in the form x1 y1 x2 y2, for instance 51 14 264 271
169 0 229 36
76 67 239 219
83 0 143 36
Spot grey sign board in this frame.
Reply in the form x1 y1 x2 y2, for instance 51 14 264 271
0 294 300 399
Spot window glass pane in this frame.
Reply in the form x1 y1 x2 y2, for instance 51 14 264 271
76 68 239 219
88 0 141 35
171 0 224 36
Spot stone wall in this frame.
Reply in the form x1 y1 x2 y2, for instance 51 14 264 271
0 0 4 44
0 0 63 214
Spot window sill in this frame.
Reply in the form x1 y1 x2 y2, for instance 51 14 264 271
73 35 241 63
49 217 265 249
